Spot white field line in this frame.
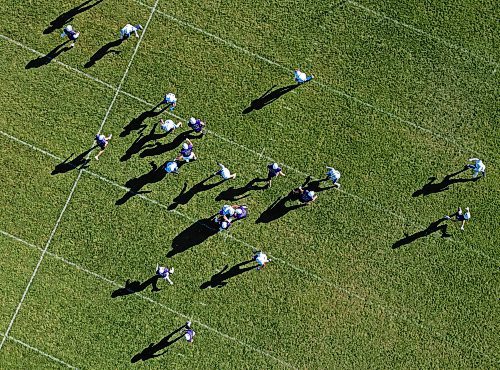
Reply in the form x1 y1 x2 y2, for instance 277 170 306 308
0 1 160 353
0 172 82 351
0 33 491 210
129 0 488 159
346 0 499 68
1 229 496 363
0 330 77 369
95 0 160 135
0 231 296 369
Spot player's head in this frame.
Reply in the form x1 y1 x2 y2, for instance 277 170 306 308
235 208 243 215
272 163 279 170
182 143 189 150
189 117 196 125
221 221 229 230
66 25 73 31
308 191 315 197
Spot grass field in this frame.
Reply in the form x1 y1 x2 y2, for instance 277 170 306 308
0 0 498 368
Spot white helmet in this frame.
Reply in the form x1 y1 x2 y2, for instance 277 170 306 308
66 25 73 31
235 208 243 215
308 191 315 197
272 163 279 170
189 117 196 125
182 143 189 150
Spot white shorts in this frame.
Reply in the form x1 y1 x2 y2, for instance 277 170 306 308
183 152 195 162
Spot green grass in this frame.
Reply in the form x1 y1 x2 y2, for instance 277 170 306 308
0 0 498 368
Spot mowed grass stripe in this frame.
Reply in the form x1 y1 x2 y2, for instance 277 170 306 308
126 0 492 160
1 131 497 364
0 230 296 369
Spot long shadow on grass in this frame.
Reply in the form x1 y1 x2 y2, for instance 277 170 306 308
168 175 226 210
116 161 176 205
242 84 299 114
84 38 123 68
215 177 268 201
200 259 255 289
43 0 104 34
168 217 219 257
51 146 96 175
111 275 160 297
131 324 186 362
25 41 72 69
139 130 201 158
120 105 164 138
412 167 476 197
121 122 168 162
392 217 451 249
255 191 305 223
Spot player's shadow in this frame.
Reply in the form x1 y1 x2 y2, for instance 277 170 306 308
131 324 185 362
200 259 255 289
43 0 104 34
392 218 451 249
255 191 305 223
120 122 167 161
25 41 72 69
84 38 123 68
242 84 299 114
168 175 226 210
120 105 164 137
116 161 176 205
111 275 160 298
139 130 199 158
412 167 476 197
168 217 219 257
301 176 338 193
215 177 268 201
51 146 96 175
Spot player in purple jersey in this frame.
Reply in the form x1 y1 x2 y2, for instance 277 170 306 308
60 25 80 47
266 163 285 187
293 186 317 204
155 264 174 285
188 117 206 135
176 139 197 162
184 321 195 343
233 206 248 220
94 133 112 160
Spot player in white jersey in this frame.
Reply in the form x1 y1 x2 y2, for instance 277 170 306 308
156 264 174 285
159 118 182 133
164 160 179 174
294 69 314 84
120 24 143 39
326 166 341 188
466 158 485 178
253 251 271 270
214 163 236 180
162 93 177 111
444 207 471 230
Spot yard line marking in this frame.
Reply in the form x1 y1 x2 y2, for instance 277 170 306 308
1 128 497 267
128 1 489 158
0 34 116 91
346 0 499 67
0 0 161 353
0 331 78 369
95 0 160 135
0 172 82 351
2 229 496 363
0 231 296 369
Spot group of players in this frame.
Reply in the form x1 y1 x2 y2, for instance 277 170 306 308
60 20 486 345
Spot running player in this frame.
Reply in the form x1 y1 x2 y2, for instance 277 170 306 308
188 117 206 135
162 93 177 111
94 133 112 160
445 207 471 230
253 251 271 270
293 186 317 204
156 264 174 285
184 321 195 343
467 158 485 178
176 139 197 162
294 69 314 84
159 118 182 134
326 166 341 188
60 25 80 47
120 24 143 39
266 163 285 187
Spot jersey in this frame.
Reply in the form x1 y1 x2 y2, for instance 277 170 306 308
235 207 248 220
180 144 193 157
255 252 268 266
220 205 235 217
96 134 107 148
219 168 232 179
185 329 195 342
188 119 204 133
294 70 307 83
327 168 340 181
160 119 177 132
156 266 171 280
164 93 176 104
300 191 314 203
165 161 178 173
